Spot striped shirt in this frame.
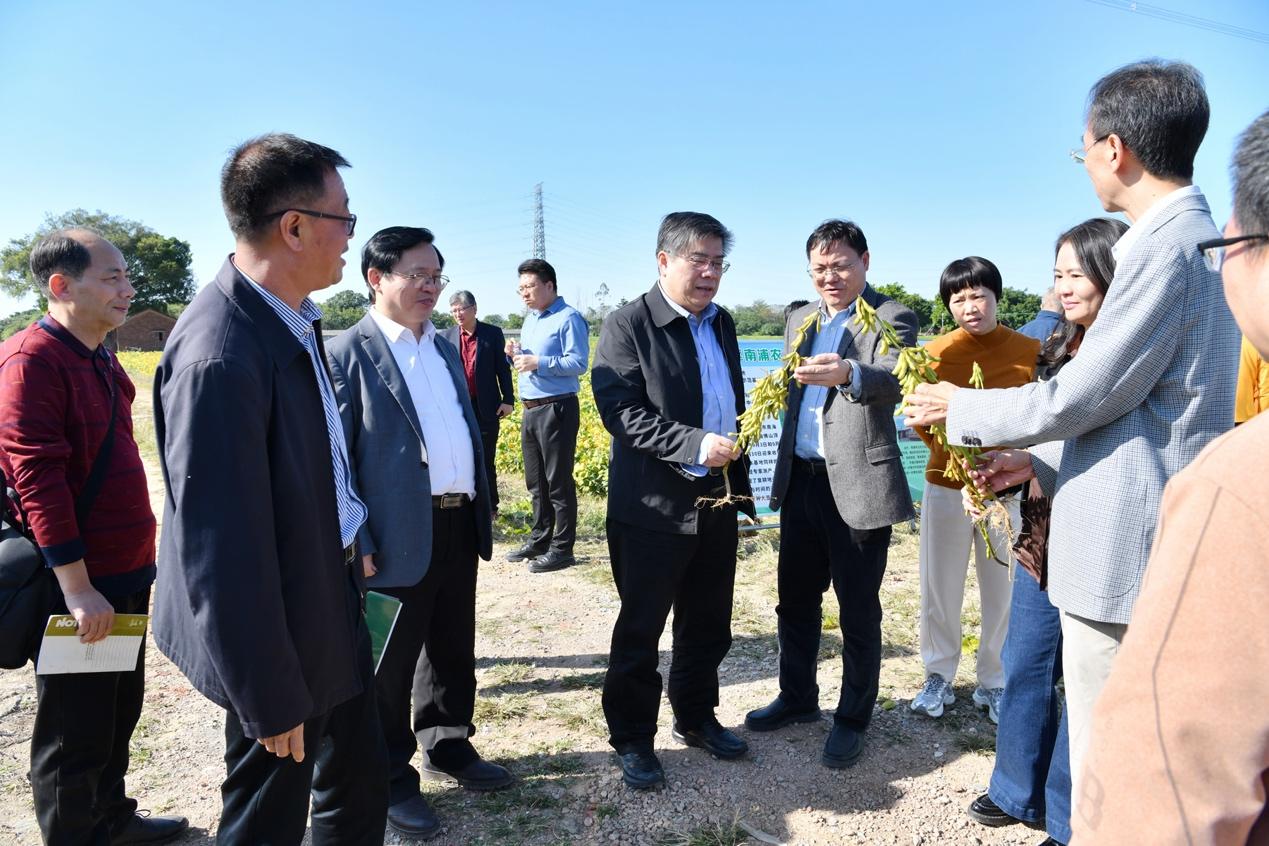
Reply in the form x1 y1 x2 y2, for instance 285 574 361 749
237 266 367 548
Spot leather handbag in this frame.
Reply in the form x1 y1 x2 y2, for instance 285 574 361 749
0 352 118 668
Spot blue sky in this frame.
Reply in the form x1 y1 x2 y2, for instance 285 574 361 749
1 0 1266 322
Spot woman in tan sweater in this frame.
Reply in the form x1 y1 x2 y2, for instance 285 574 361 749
910 257 1040 722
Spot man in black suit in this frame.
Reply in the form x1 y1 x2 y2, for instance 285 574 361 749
591 211 755 790
153 134 388 845
442 290 515 513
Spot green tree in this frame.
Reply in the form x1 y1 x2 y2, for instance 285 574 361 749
1 210 195 314
997 286 1043 330
730 300 783 336
504 312 524 330
318 290 369 330
483 314 505 327
873 283 934 332
0 308 42 340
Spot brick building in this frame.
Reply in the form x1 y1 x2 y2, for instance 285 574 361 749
109 308 177 352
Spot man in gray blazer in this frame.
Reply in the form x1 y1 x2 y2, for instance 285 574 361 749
905 61 1240 800
745 219 918 769
326 226 504 842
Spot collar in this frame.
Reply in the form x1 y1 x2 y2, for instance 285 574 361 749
368 307 434 345
37 315 101 359
656 283 718 324
1113 184 1203 263
232 257 322 341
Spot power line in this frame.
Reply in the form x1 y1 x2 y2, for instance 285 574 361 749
1083 0 1269 45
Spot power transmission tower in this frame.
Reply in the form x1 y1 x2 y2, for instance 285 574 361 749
532 183 545 259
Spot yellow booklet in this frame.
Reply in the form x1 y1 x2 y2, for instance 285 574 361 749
35 614 148 675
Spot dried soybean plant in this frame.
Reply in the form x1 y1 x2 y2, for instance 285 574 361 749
696 309 821 509
854 297 1013 562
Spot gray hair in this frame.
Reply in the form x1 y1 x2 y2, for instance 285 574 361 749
449 290 477 309
655 211 733 258
1233 110 1269 255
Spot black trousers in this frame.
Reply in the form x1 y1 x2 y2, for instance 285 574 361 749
217 619 388 845
30 587 150 846
476 418 501 511
602 509 738 752
776 465 892 731
374 503 479 805
520 395 578 555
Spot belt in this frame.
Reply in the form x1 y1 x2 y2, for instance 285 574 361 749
432 492 472 509
342 544 357 565
794 457 829 476
522 393 576 409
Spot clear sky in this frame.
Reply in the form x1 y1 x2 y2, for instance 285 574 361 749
1 0 1266 322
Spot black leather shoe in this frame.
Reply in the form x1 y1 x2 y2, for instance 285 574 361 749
507 543 546 562
423 756 514 791
110 813 189 845
387 795 441 840
821 723 864 768
616 749 665 790
967 793 1025 827
529 551 575 573
671 717 749 760
744 697 821 732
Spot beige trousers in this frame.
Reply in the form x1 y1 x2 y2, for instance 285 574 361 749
917 483 1017 689
1060 610 1128 808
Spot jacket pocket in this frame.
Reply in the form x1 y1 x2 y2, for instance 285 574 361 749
864 443 899 464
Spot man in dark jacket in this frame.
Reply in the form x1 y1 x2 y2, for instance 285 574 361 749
442 290 514 513
592 211 754 790
153 134 387 845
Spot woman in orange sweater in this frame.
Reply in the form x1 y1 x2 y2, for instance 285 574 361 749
909 257 1039 723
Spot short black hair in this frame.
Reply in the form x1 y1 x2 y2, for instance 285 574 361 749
517 258 557 288
360 226 444 303
1086 60 1209 181
221 133 351 241
806 219 868 258
30 229 95 297
655 212 734 257
784 299 810 321
1232 110 1269 256
938 256 1003 310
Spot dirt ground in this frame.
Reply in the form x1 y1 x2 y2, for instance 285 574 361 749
0 375 1051 845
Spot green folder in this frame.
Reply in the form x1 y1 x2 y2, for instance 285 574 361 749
365 591 403 674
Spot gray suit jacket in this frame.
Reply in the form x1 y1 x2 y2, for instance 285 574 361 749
326 314 493 589
770 287 918 530
947 189 1239 624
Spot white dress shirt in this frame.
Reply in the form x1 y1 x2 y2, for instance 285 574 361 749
1112 184 1202 263
369 309 476 497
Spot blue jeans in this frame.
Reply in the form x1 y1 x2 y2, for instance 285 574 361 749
988 569 1071 844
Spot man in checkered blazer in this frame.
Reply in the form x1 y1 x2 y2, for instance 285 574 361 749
904 60 1241 807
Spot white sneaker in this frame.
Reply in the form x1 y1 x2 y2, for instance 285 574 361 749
910 674 955 717
973 686 1004 724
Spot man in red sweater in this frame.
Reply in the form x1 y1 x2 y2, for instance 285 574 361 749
0 229 187 845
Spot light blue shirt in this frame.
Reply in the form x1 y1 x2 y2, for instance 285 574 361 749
794 300 861 461
237 262 367 549
518 296 589 399
657 285 737 477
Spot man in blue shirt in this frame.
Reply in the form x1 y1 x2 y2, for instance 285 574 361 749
507 259 589 572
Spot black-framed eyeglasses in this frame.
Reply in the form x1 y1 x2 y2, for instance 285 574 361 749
262 208 357 236
1069 134 1110 165
677 253 730 274
1197 234 1269 272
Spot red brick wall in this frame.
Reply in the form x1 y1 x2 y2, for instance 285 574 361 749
113 309 177 351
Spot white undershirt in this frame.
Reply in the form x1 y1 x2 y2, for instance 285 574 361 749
368 309 476 497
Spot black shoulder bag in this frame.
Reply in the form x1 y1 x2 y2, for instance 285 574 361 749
0 351 118 669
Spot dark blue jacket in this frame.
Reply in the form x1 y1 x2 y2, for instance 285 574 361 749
440 320 515 425
153 258 365 739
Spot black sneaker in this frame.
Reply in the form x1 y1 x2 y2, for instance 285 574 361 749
967 793 1027 827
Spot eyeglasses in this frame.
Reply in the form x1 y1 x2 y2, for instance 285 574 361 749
260 209 355 237
1069 134 1110 165
391 271 449 290
1197 234 1268 272
677 253 730 274
450 304 474 313
807 259 861 281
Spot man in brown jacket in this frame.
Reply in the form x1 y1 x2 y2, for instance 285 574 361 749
1071 110 1269 844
